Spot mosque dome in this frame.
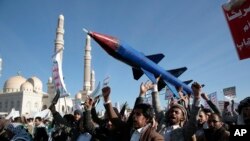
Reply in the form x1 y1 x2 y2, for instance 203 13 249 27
3 75 27 93
20 81 34 92
27 76 43 93
75 92 82 99
48 77 53 84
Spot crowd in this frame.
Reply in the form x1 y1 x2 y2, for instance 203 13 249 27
0 80 250 141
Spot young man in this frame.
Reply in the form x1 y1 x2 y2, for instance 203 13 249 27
130 103 164 141
204 113 230 141
151 82 202 141
33 116 49 141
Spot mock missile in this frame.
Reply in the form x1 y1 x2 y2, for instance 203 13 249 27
84 29 194 96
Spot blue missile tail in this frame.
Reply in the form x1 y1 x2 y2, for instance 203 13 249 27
87 31 194 95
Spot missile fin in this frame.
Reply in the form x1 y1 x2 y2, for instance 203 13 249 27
132 68 144 80
183 80 193 85
158 77 166 91
167 67 187 77
164 81 180 99
146 53 165 64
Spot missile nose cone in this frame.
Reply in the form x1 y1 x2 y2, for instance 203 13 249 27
87 31 119 52
83 28 89 34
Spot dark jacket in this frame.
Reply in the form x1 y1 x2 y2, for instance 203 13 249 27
204 127 230 141
33 126 48 141
104 97 164 141
51 112 80 141
138 126 164 141
84 109 122 141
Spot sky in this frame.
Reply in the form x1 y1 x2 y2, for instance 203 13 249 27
0 0 249 110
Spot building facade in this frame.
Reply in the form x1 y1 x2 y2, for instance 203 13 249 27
0 75 45 115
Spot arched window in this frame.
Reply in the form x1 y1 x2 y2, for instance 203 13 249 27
11 101 14 108
16 100 20 110
62 106 65 112
33 102 39 112
5 101 8 109
17 100 20 107
67 106 70 113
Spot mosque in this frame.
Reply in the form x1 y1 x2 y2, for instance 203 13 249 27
0 14 95 116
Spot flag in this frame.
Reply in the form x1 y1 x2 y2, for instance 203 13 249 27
90 81 101 98
223 86 236 99
204 92 218 109
165 85 173 100
222 0 250 60
52 51 69 97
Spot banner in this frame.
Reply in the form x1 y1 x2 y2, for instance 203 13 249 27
222 0 250 60
52 52 69 97
223 86 236 98
89 81 101 98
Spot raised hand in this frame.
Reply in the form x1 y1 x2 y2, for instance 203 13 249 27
139 75 161 96
224 101 230 108
92 95 101 107
191 82 202 100
102 86 111 102
85 96 94 110
140 81 153 96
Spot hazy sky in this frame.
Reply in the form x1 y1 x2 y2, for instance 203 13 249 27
0 0 249 109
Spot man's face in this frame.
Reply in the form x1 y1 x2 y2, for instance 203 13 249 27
105 120 114 130
74 113 81 121
168 107 184 125
132 109 148 129
34 119 41 126
198 111 208 125
242 106 250 125
207 114 222 130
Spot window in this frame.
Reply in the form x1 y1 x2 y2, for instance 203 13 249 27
11 101 14 108
17 100 20 108
67 106 70 112
5 101 8 108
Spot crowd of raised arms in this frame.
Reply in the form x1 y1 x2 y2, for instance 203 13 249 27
0 79 250 141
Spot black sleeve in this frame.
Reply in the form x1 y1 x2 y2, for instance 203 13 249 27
33 127 48 141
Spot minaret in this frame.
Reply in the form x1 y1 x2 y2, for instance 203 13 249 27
83 35 92 95
52 14 65 114
0 57 2 77
51 14 65 95
90 70 95 91
55 14 64 63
